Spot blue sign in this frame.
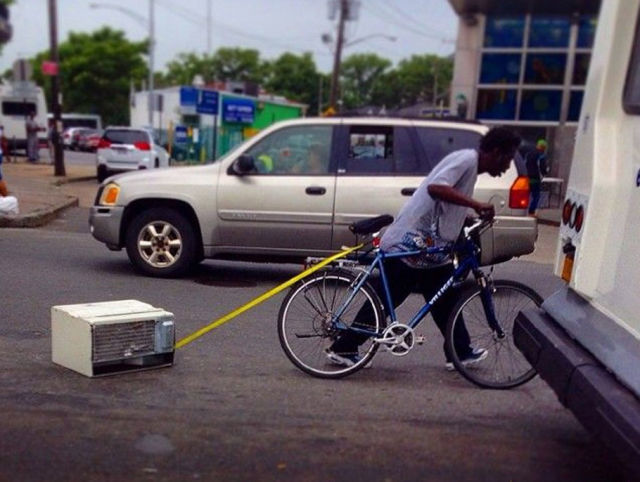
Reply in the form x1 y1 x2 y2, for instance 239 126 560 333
196 90 219 115
223 98 255 123
174 125 188 144
179 86 198 107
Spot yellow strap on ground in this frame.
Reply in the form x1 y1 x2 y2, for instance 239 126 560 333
174 243 365 349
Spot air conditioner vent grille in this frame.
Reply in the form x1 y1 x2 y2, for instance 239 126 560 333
92 320 156 362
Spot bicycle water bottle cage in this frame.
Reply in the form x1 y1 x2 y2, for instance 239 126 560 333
349 214 394 235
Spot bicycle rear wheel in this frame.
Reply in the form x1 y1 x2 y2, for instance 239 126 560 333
278 268 385 379
445 279 542 389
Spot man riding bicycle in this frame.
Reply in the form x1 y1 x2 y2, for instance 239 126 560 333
327 127 522 369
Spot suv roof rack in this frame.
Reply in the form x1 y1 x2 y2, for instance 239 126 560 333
332 112 483 125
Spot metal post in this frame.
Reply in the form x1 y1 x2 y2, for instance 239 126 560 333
206 0 212 53
148 0 154 128
328 0 347 111
48 0 65 176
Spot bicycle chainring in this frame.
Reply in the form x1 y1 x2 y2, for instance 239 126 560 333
378 323 415 356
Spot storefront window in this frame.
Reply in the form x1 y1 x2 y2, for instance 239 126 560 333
572 54 591 85
476 89 517 120
520 90 562 121
568 90 584 121
524 54 567 84
528 16 570 47
484 16 525 47
479 53 521 84
578 15 597 48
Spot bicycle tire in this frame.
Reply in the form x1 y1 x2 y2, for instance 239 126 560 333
445 279 542 389
278 268 385 379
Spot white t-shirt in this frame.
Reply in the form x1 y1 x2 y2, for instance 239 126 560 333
379 149 478 267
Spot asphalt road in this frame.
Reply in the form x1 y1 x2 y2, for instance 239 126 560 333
0 207 628 481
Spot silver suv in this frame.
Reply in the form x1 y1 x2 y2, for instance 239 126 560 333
89 117 537 277
96 126 170 182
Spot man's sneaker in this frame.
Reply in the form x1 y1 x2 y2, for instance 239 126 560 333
325 349 372 368
445 348 488 371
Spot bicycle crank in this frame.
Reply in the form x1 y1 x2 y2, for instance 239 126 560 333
374 323 415 356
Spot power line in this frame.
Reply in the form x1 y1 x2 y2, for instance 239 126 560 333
370 0 452 39
362 1 453 42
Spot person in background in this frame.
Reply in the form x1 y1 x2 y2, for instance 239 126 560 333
25 111 44 163
0 130 8 196
526 139 549 217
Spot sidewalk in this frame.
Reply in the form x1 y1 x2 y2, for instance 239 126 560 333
0 157 95 227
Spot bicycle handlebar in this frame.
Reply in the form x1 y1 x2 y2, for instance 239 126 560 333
463 217 495 239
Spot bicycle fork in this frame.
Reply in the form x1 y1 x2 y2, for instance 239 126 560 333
475 272 506 339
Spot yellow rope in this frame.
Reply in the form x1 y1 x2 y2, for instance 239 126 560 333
174 243 364 349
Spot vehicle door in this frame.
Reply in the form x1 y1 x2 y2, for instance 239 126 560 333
331 123 483 250
216 124 337 255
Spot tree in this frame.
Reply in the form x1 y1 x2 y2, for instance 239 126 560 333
31 27 148 126
339 53 391 109
394 54 453 107
264 52 321 113
158 52 215 87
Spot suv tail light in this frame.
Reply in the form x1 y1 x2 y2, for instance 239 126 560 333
97 138 111 149
134 141 151 151
509 175 530 209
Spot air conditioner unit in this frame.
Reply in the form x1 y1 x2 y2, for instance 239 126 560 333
51 299 175 377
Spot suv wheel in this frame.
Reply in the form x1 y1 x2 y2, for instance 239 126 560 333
125 208 197 277
97 165 108 183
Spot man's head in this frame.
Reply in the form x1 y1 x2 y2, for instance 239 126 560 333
478 127 521 177
536 139 548 152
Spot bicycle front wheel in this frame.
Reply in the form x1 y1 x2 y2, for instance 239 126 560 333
445 280 542 389
278 268 385 379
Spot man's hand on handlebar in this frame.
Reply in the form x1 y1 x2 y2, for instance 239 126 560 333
474 202 495 220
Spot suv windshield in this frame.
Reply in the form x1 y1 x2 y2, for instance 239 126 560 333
104 130 148 145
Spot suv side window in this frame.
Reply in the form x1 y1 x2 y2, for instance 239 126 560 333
415 127 481 167
346 126 393 174
243 125 332 175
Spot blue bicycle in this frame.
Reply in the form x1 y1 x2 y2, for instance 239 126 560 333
278 215 542 389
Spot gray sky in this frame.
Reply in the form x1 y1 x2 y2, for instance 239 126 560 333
2 0 458 74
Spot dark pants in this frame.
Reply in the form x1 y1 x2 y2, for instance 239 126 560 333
330 258 472 361
529 180 541 214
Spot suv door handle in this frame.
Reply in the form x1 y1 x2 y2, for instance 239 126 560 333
306 186 326 195
401 188 416 196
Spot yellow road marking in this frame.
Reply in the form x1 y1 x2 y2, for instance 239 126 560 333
174 243 364 349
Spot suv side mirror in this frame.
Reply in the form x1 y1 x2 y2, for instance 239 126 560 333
231 154 256 175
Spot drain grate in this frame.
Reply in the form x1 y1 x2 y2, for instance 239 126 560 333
193 276 257 288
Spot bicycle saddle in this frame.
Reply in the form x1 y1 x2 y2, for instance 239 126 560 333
349 214 394 235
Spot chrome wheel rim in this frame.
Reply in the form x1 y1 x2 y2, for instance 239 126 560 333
137 220 182 268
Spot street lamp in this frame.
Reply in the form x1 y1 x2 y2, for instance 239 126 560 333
89 1 155 127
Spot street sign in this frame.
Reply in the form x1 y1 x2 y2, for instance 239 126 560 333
174 125 188 144
196 90 219 115
179 86 197 106
222 98 255 123
41 61 58 76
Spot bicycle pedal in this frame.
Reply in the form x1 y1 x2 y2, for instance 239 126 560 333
415 335 425 345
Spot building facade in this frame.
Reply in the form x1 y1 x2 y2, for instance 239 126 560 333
448 0 601 188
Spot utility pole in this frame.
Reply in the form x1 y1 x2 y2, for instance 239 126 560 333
206 0 212 53
48 0 64 176
328 0 347 112
148 0 155 128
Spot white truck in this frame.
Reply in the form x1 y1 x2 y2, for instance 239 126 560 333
0 81 47 153
514 0 640 475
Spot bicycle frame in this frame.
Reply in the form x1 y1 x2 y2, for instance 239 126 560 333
331 225 505 339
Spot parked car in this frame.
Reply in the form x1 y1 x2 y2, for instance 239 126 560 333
95 126 170 182
77 129 102 152
62 127 88 150
89 117 537 277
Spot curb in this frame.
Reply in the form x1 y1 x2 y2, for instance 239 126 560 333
0 195 79 228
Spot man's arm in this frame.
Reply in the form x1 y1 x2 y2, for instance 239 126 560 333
427 183 495 219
